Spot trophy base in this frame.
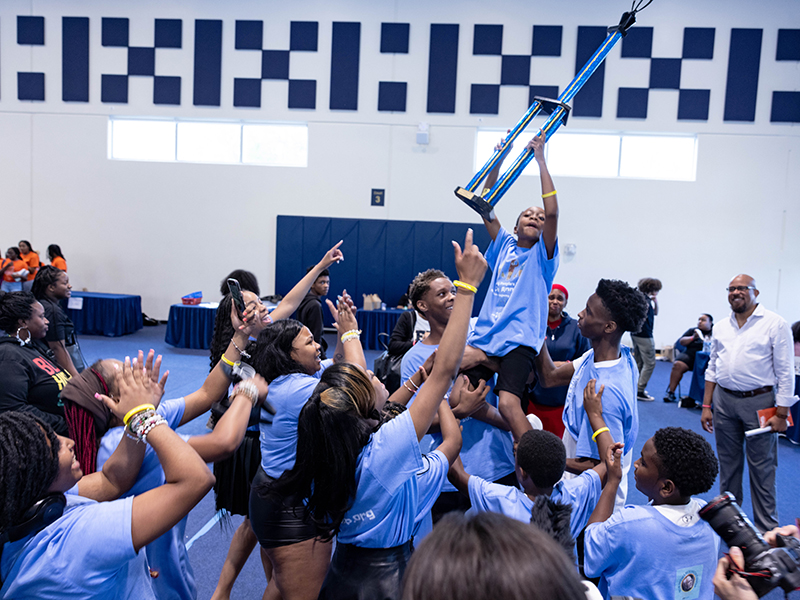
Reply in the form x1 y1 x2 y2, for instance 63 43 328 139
455 187 496 221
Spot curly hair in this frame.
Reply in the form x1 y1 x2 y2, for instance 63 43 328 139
250 319 308 382
0 412 60 534
652 427 718 497
516 430 566 489
595 279 649 334
637 277 663 295
0 291 37 334
219 269 260 297
32 266 64 300
409 269 447 314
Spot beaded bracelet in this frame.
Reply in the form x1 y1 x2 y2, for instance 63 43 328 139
591 427 609 443
341 329 362 343
125 409 166 444
541 190 557 199
123 404 155 426
453 280 477 294
232 381 259 407
141 414 167 445
232 338 251 359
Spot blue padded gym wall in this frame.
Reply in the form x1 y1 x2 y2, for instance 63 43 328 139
276 216 492 325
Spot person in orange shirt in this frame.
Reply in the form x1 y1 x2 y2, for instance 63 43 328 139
18 240 40 292
1 247 29 293
48 244 68 272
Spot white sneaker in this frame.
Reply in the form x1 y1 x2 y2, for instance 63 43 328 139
637 391 655 402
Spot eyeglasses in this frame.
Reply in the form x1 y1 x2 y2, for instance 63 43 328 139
726 286 755 292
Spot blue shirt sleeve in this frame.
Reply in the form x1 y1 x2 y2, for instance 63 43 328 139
485 227 513 271
554 469 602 538
365 410 424 493
415 451 449 520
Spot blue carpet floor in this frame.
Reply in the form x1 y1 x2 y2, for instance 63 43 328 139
79 326 800 599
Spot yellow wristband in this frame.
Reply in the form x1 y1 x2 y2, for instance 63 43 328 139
591 427 610 443
541 190 557 199
454 280 477 294
220 354 236 367
123 404 156 426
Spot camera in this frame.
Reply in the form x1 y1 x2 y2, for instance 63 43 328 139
699 492 800 597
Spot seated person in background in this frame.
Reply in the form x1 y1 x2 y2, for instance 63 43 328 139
33 266 86 376
1 247 28 294
0 292 70 435
47 244 67 272
536 279 648 510
387 274 433 357
583 426 720 600
18 240 39 293
296 265 332 360
663 313 713 407
464 133 559 443
524 283 590 437
401 512 593 600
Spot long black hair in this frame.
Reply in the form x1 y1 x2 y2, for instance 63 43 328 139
0 292 37 334
250 319 308 382
47 245 64 261
264 363 380 540
32 266 64 300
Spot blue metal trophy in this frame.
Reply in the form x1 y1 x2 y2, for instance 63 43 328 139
455 2 652 220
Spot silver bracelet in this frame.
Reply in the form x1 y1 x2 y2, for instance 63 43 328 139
232 338 251 359
232 381 259 407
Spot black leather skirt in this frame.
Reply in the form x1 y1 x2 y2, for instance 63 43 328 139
249 466 317 548
317 540 413 600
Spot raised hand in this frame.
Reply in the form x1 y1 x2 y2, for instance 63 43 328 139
326 291 359 334
452 228 487 290
527 131 546 162
420 349 437 380
96 356 157 422
450 376 489 419
583 379 605 421
319 240 345 268
141 349 168 403
604 442 624 483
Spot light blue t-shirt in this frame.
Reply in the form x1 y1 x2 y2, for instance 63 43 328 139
97 398 192 600
260 360 332 478
562 348 639 460
0 495 155 599
337 410 424 548
412 450 449 541
401 339 515 490
584 502 719 600
467 469 601 541
469 227 559 357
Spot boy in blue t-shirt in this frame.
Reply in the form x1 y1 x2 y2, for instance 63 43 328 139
465 133 559 442
583 426 720 600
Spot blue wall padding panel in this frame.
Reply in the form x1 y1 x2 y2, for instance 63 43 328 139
573 26 608 117
381 23 410 54
470 84 499 114
18 72 45 101
771 92 800 123
17 16 44 45
649 58 681 89
128 47 155 76
291 21 319 52
529 85 559 105
155 19 182 48
621 27 652 58
154 76 181 105
678 89 710 120
501 55 530 85
262 50 290 79
288 79 317 109
617 87 648 119
724 28 762 122
101 74 128 103
236 21 263 50
102 18 128 47
427 24 459 113
233 78 261 107
776 29 800 61
193 20 223 106
683 28 715 59
276 216 492 322
378 81 407 112
62 17 89 102
473 25 503 55
532 26 562 57
330 22 361 110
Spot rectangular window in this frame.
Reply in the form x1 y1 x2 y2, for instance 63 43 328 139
619 135 697 181
109 118 308 167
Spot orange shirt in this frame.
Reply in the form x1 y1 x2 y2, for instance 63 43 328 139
21 251 40 281
2 259 28 282
51 256 67 272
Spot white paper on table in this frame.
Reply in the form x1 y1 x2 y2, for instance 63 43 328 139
67 297 84 310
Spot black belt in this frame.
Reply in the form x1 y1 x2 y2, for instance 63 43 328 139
720 385 773 398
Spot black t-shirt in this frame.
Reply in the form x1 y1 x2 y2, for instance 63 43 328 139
296 292 328 359
0 337 70 434
632 300 655 338
680 328 705 360
41 297 76 345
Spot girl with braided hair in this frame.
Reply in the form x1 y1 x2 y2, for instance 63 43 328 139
0 358 215 599
32 265 85 376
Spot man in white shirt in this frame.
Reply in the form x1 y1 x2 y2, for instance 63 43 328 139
701 274 797 532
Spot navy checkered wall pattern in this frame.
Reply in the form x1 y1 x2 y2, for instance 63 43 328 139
11 17 800 123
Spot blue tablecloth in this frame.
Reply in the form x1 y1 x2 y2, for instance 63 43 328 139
165 304 218 349
356 308 407 351
688 351 710 404
65 291 143 337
